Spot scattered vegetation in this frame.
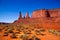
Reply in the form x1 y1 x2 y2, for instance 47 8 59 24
0 23 60 40
6 28 13 33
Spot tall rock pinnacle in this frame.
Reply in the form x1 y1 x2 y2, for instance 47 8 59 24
25 11 29 18
18 11 22 19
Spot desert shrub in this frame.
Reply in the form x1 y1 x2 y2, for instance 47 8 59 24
34 29 39 32
54 31 60 36
24 30 31 34
34 29 40 35
48 29 55 33
30 27 34 30
16 28 20 32
10 33 17 38
22 24 29 29
32 35 40 40
10 27 14 30
5 28 9 31
19 34 26 38
18 34 29 40
35 32 40 35
34 29 45 36
6 28 13 33
40 28 45 32
3 32 8 36
27 31 31 34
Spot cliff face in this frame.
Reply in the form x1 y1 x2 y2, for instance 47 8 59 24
32 9 47 18
32 9 60 18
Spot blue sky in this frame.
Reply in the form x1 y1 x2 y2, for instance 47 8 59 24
0 0 60 23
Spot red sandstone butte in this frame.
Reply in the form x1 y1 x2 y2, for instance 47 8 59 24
13 8 60 30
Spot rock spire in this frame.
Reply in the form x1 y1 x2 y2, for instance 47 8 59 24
25 11 29 18
18 11 22 19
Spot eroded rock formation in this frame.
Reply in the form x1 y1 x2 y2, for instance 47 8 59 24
13 8 60 30
18 11 22 19
25 11 29 18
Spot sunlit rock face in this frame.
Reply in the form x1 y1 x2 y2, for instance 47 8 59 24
48 9 60 17
31 9 60 18
31 9 47 18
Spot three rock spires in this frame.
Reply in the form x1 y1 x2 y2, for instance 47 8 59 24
18 11 29 19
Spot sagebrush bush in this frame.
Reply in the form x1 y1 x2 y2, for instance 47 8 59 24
6 28 13 33
40 28 45 32
54 31 60 36
32 35 40 40
16 28 20 31
48 29 55 33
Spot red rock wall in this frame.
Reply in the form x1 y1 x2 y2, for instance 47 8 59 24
49 10 58 17
31 9 60 18
58 10 60 17
31 10 47 18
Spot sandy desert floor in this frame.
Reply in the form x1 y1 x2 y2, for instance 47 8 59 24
0 24 60 40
